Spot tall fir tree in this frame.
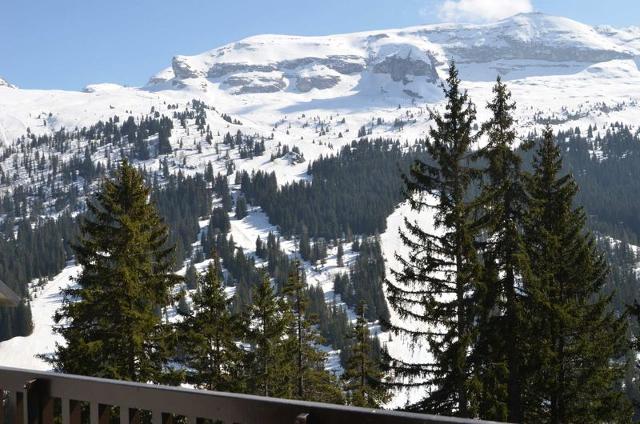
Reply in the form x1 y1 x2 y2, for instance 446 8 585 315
180 258 245 392
342 302 389 408
384 61 482 417
51 160 179 383
184 261 198 290
337 241 344 268
282 262 343 404
157 126 172 155
473 77 528 422
522 126 631 422
235 196 248 220
245 272 291 397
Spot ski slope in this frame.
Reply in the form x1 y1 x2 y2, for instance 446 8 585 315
0 264 79 370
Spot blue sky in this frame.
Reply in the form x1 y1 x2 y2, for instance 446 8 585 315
1 0 638 90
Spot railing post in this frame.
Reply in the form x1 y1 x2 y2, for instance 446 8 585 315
25 378 53 424
16 391 25 424
5 391 16 423
120 405 129 424
129 408 142 424
90 402 112 424
69 399 82 424
90 401 98 424
99 404 112 424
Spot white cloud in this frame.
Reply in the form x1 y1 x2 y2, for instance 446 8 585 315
436 0 534 23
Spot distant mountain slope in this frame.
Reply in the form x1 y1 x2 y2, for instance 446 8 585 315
1 12 640 147
148 12 640 92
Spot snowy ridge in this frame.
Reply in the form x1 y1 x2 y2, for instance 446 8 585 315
2 13 640 147
148 12 640 92
0 77 15 89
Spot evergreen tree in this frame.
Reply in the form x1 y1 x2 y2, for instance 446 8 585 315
384 62 481 417
282 262 343 403
51 160 179 383
157 126 172 155
299 226 311 261
522 126 631 422
473 77 528 421
134 132 150 161
235 196 248 220
337 241 344 267
180 259 245 392
176 289 190 316
210 207 230 234
184 262 198 290
342 302 389 408
246 272 291 397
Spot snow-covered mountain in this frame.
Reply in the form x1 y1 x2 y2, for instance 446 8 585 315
149 12 640 93
2 13 640 145
0 77 16 89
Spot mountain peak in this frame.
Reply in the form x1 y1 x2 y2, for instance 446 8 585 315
145 13 638 101
0 77 16 89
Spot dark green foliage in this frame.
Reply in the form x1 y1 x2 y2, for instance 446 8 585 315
473 77 528 422
557 125 640 243
152 172 211 266
299 226 311 261
209 207 230 234
184 262 198 290
520 127 632 422
0 212 76 341
307 285 350 356
180 260 245 392
176 290 190 316
262 232 298 291
212 173 233 212
123 115 173 160
333 238 389 323
50 160 180 383
282 263 344 404
337 242 344 267
245 273 291 397
200 232 261 311
255 236 266 260
342 303 389 408
310 238 328 265
157 124 172 155
240 138 423 238
235 196 248 220
385 62 482 417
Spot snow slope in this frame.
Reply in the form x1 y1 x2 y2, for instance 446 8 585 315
2 13 640 146
0 264 79 370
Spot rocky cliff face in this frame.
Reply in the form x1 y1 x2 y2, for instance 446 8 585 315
145 13 640 101
159 47 441 97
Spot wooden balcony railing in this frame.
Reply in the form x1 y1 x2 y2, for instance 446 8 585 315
0 365 504 424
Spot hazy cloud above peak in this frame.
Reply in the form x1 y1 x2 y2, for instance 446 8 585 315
433 0 534 23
